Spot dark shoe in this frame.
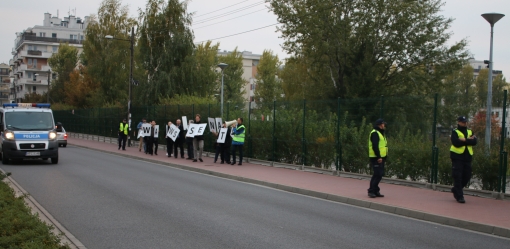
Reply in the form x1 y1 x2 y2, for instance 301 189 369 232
237 163 242 166
199 158 203 162
457 198 465 203
155 153 158 155
214 160 217 163
122 149 126 151
375 192 384 197
139 149 141 152
118 147 120 150
230 162 236 165
368 193 376 198
174 156 178 158
181 156 185 159
220 161 224 164
226 161 231 164
193 159 197 162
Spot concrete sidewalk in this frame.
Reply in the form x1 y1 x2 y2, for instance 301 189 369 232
68 136 510 238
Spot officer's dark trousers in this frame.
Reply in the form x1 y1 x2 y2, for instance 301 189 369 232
368 158 385 194
451 159 472 199
118 134 127 150
231 144 243 164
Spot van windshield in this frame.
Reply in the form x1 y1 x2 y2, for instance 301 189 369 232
5 112 54 131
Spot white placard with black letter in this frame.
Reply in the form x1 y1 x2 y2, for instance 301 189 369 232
182 116 188 130
216 128 228 143
141 123 152 137
208 117 217 133
154 125 159 137
215 118 222 133
186 123 208 137
166 124 179 142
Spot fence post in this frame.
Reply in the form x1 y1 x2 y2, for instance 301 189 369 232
248 101 252 158
431 93 438 184
380 95 384 119
272 100 276 163
498 90 507 192
503 151 508 193
302 99 306 166
336 97 341 171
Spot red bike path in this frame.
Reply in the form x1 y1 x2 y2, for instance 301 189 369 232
68 136 510 238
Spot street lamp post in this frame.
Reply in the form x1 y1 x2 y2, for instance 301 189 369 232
106 27 135 146
482 13 505 150
217 63 228 118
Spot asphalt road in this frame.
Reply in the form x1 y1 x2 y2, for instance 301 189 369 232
1 146 508 249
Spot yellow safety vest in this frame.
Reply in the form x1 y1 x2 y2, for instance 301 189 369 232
450 129 473 155
119 123 128 135
369 129 388 158
233 125 245 143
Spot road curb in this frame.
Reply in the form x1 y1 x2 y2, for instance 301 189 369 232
70 142 510 239
0 169 87 249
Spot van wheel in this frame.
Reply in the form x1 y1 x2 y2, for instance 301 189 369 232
51 156 58 164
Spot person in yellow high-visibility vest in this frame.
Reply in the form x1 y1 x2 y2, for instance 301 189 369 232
118 118 129 150
368 119 387 198
450 116 477 203
231 118 246 166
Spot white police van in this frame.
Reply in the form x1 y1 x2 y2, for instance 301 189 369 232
0 103 59 164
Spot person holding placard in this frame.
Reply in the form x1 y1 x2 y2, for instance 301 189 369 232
137 118 147 152
185 120 194 160
193 114 205 162
220 122 232 164
231 118 245 165
173 119 185 158
146 120 159 155
166 121 174 157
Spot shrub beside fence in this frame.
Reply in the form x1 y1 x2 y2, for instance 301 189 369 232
53 93 510 193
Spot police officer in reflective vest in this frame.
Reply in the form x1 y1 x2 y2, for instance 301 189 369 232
368 119 387 198
231 118 245 166
118 118 129 150
450 116 477 203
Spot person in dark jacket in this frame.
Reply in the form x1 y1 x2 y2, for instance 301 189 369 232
146 120 158 155
165 121 174 157
368 119 388 198
192 114 204 162
172 119 185 158
450 116 477 203
221 122 232 164
185 120 195 160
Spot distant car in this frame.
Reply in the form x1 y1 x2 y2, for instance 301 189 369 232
56 125 67 147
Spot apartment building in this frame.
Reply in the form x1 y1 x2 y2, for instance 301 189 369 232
0 63 10 104
469 58 503 80
217 50 261 108
9 12 89 103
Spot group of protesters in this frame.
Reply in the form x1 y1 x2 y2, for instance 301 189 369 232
119 114 245 165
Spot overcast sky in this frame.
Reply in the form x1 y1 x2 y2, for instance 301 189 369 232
1 0 509 79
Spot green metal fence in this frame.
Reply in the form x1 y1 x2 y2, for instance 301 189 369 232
54 92 510 192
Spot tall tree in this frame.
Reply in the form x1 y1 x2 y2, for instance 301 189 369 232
137 0 194 104
268 0 469 99
82 0 137 106
254 50 282 109
48 43 78 103
65 66 100 108
438 64 477 127
218 48 246 104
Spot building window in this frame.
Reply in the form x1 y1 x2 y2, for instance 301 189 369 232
27 72 32 78
39 32 46 37
70 34 77 40
52 33 57 38
33 86 36 92
80 35 84 40
52 46 58 53
33 59 37 69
